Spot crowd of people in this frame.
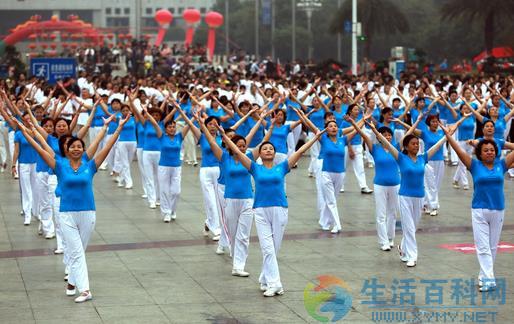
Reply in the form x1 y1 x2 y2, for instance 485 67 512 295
0 64 513 302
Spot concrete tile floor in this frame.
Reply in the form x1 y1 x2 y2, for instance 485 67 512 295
0 157 513 323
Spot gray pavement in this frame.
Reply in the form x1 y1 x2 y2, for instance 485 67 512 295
0 157 513 324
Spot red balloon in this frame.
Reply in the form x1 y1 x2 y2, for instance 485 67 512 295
205 11 223 28
70 43 78 48
62 43 69 48
118 34 125 39
154 9 173 26
183 9 201 24
40 43 48 49
50 43 57 49
28 43 37 50
49 33 57 40
106 33 114 40
125 34 133 39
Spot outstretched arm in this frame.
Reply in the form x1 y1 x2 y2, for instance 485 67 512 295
86 115 115 159
176 106 201 140
196 112 223 161
439 122 471 169
217 125 252 170
368 121 399 160
288 129 326 169
345 116 373 150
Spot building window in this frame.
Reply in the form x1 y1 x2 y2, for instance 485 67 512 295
168 8 175 14
178 7 184 14
124 7 130 15
106 17 130 27
115 8 121 15
145 8 153 15
105 8 112 15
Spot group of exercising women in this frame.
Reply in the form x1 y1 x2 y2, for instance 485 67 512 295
1 72 512 301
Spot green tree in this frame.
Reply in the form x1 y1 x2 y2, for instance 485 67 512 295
329 0 409 59
441 0 514 54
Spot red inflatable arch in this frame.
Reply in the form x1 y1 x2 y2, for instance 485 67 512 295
0 14 101 55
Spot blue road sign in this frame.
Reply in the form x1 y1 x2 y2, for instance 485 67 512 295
344 20 352 33
30 57 77 84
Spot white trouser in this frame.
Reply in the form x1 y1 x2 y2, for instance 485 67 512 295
0 122 7 164
307 132 320 174
8 131 15 165
142 151 161 205
199 167 221 235
215 183 229 248
225 198 254 270
443 126 458 163
60 211 96 293
472 209 504 282
394 129 405 147
399 196 423 262
424 161 444 210
105 134 119 172
343 144 368 190
182 125 197 163
136 148 149 196
453 141 473 186
54 197 65 253
318 171 344 230
18 163 37 221
158 166 181 217
314 159 325 217
286 121 302 157
255 206 288 289
362 128 374 165
36 172 56 235
88 126 105 153
375 184 399 246
116 141 137 187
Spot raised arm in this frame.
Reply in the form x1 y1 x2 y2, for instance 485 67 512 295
217 125 252 170
288 129 325 169
439 121 471 169
368 121 399 160
145 108 163 138
462 99 484 123
176 106 201 140
76 102 98 139
403 112 424 137
196 113 223 161
245 117 263 146
86 115 115 159
345 116 373 150
17 123 56 169
231 107 257 131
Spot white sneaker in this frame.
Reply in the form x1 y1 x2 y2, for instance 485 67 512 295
260 283 268 292
463 185 469 190
321 226 330 231
430 209 438 216
99 162 108 170
423 207 430 215
232 269 250 277
45 232 55 239
479 284 496 292
397 245 408 262
64 274 69 281
330 226 341 233
263 286 284 297
149 203 157 209
66 287 76 296
163 215 171 223
170 212 177 220
117 182 124 188
389 240 394 248
452 181 460 189
380 244 391 251
478 278 483 288
156 202 161 206
125 184 133 189
339 188 345 193
74 291 92 303
212 234 220 241
24 218 30 226
38 223 43 235
54 248 64 254
141 194 148 199
216 245 225 255
113 176 121 183
361 187 373 194
406 260 416 267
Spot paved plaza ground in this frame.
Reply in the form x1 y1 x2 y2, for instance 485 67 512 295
0 158 513 323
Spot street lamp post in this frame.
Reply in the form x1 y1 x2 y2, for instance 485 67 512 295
296 0 322 62
351 0 358 75
292 0 296 61
255 0 259 60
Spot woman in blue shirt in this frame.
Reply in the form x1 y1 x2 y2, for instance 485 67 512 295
348 117 401 251
179 109 224 241
453 102 478 190
17 113 130 303
441 126 514 292
114 104 137 189
220 124 325 297
199 113 270 276
145 106 190 223
371 120 449 267
267 107 302 165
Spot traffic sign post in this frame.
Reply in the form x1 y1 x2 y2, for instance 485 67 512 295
30 57 77 84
